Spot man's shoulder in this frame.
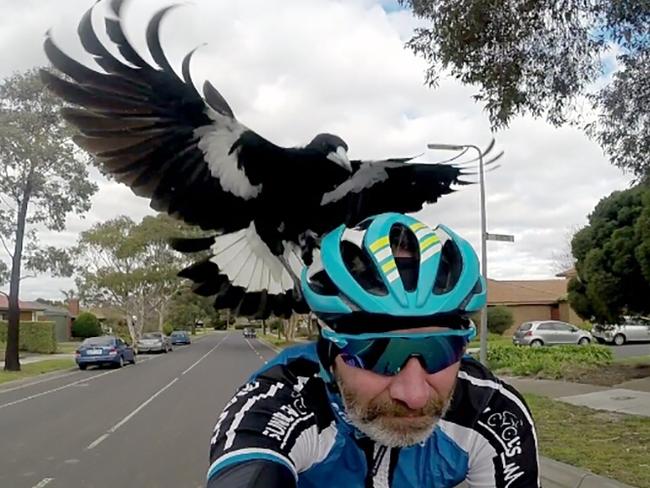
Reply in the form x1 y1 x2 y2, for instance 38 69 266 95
250 342 322 384
445 357 532 428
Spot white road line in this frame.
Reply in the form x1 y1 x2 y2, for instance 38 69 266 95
86 434 109 450
0 369 119 410
32 478 54 488
244 338 267 363
87 377 179 450
0 354 158 396
0 370 81 395
181 334 230 376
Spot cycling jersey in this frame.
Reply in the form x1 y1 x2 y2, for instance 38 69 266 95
207 343 540 487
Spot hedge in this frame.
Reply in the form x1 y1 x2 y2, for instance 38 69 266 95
0 321 57 353
488 344 613 378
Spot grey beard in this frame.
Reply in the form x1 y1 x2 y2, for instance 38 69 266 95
336 377 454 448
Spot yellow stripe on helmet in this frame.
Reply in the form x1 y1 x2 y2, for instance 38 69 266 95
369 236 390 252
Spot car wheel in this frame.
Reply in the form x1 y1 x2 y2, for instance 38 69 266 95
530 340 543 348
115 356 124 368
79 364 87 370
613 334 626 346
578 337 590 346
130 354 136 365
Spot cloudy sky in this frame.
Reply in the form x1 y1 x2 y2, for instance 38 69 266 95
1 0 632 300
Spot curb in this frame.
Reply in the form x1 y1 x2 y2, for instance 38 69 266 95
539 457 637 488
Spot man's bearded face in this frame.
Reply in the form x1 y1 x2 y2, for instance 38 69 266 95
334 355 459 448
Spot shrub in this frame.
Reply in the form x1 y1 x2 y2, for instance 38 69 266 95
212 319 227 330
487 306 514 335
488 344 613 378
268 319 284 332
163 323 174 336
72 312 102 338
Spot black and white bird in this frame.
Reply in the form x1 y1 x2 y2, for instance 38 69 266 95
41 0 489 318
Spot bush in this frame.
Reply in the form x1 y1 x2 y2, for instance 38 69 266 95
268 319 284 332
71 312 102 338
0 320 57 353
487 306 514 335
163 323 174 336
212 319 227 330
487 344 613 378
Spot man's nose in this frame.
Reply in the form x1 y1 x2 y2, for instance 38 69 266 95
388 357 431 410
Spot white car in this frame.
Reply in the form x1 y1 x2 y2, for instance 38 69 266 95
591 316 650 345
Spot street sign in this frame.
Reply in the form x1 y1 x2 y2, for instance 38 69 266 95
485 233 515 243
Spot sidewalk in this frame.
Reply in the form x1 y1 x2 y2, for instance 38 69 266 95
503 375 650 417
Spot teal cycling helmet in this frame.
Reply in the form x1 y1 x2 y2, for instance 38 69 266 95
301 212 486 333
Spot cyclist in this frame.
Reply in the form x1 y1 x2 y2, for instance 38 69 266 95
207 212 540 487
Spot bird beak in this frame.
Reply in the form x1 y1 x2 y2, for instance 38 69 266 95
327 146 352 172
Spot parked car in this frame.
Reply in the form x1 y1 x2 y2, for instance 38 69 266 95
170 330 191 345
591 316 650 345
512 320 592 347
137 332 173 353
75 335 136 370
243 327 257 339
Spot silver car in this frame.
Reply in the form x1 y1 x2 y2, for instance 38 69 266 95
591 316 650 346
137 332 173 353
512 320 592 347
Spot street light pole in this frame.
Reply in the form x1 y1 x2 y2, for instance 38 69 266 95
427 142 490 365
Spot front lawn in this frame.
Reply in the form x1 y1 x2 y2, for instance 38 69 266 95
0 359 76 385
526 393 650 487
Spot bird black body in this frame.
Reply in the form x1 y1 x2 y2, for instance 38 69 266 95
41 0 473 319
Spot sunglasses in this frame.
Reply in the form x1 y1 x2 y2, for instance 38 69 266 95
321 327 475 376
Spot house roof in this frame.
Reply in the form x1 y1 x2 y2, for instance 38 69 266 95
487 279 568 305
555 267 577 278
0 295 47 311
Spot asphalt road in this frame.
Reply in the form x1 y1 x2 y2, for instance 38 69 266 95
0 331 276 488
605 342 650 359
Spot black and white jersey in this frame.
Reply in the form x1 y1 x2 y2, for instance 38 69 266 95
207 343 540 488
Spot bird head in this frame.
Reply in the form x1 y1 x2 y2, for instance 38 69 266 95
307 133 352 172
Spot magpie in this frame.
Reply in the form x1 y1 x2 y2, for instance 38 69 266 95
41 0 483 319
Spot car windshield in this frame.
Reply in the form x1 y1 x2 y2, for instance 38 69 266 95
171 332 186 337
518 323 532 331
82 337 114 347
142 333 162 339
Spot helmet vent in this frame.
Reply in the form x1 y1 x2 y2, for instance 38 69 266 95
340 241 388 296
389 224 420 291
433 240 463 294
308 270 339 296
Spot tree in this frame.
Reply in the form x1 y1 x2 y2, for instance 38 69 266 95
568 184 650 323
166 285 220 335
487 306 514 335
399 0 649 177
71 312 102 338
75 214 194 344
0 69 97 371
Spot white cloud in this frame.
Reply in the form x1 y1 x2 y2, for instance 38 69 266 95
0 0 632 300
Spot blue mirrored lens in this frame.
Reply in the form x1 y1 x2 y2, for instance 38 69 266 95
334 331 471 376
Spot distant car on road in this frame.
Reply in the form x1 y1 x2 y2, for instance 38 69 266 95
592 317 650 345
512 320 592 347
243 328 257 339
170 330 191 345
75 336 136 370
137 332 173 353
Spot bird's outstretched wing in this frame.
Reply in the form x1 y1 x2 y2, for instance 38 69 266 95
315 159 469 231
40 0 286 233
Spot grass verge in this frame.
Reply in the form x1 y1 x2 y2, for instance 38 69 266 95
525 393 650 487
0 359 76 385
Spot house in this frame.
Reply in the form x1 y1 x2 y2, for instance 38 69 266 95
0 295 46 321
487 278 582 334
